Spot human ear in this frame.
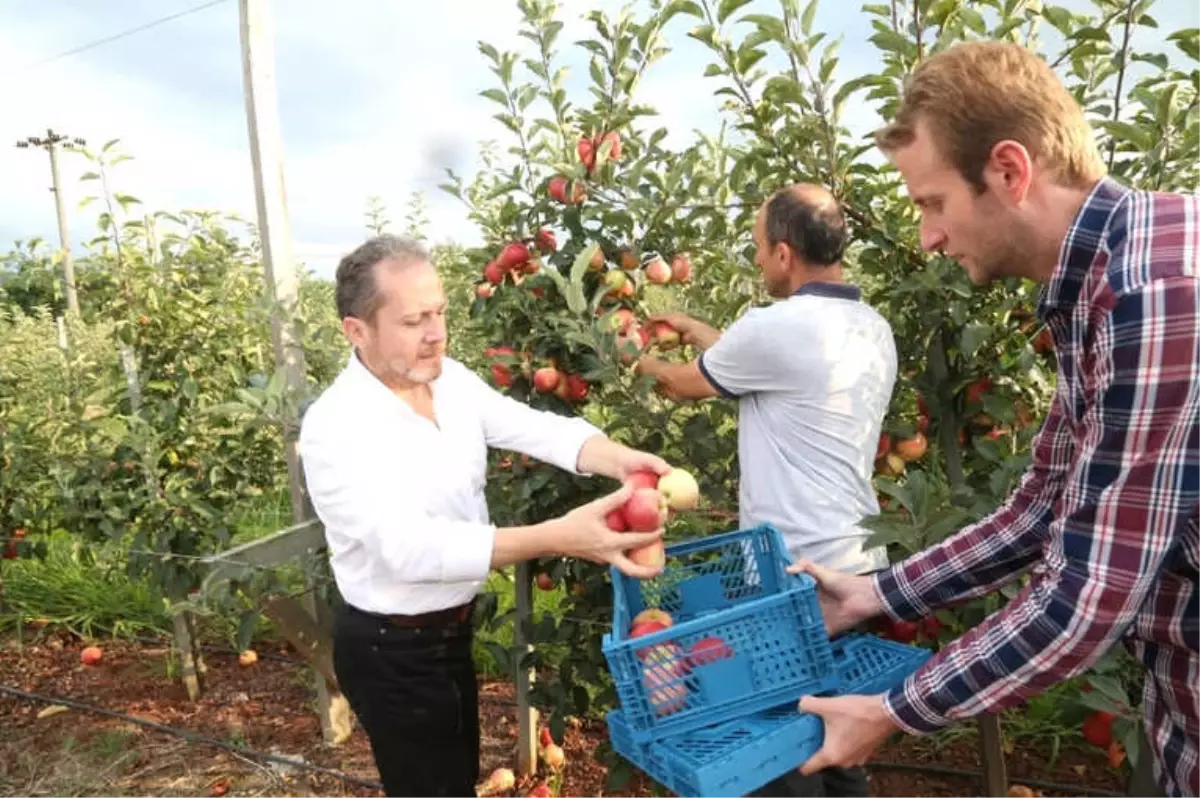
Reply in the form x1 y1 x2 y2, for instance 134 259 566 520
985 139 1033 205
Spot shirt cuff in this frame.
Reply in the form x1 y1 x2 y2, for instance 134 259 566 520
873 563 932 621
439 521 497 583
883 680 948 735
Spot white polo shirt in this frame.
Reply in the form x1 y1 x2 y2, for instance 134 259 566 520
298 352 601 615
697 282 897 574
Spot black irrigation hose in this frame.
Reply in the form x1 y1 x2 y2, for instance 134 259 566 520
0 683 384 793
864 760 1122 797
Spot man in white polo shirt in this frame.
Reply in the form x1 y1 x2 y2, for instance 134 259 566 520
299 234 671 797
636 183 898 796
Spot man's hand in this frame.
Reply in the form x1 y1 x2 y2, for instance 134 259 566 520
577 435 671 482
647 312 721 350
796 694 898 774
787 559 884 635
550 485 665 579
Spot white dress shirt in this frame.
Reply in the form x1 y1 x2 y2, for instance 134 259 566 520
298 352 602 615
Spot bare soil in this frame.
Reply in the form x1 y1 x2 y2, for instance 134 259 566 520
0 630 1127 797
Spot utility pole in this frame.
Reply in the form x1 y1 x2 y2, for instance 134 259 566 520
16 129 86 317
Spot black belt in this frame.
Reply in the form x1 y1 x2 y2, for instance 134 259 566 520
354 599 475 629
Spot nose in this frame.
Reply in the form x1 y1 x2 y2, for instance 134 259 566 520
919 221 946 253
426 324 446 344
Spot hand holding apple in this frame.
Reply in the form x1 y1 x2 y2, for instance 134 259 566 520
552 485 665 579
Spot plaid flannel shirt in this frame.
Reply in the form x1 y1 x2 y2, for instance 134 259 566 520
873 177 1199 797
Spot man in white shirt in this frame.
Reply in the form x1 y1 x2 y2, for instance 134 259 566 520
299 234 672 797
636 184 898 797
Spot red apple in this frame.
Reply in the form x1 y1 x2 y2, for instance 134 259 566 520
535 572 554 591
490 362 513 388
539 727 554 748
632 608 673 628
1033 327 1053 354
476 284 494 299
965 377 992 405
542 742 566 770
688 636 733 667
657 468 699 511
528 782 551 797
887 619 919 643
616 327 646 365
920 616 943 638
589 247 606 271
644 256 671 285
603 270 629 297
605 508 629 532
482 767 515 794
484 261 506 285
534 229 557 254
649 321 681 351
522 257 541 274
499 242 530 270
533 367 562 393
625 470 660 491
875 432 891 460
671 253 692 283
623 488 667 532
577 136 596 170
619 248 640 271
1083 711 1115 748
564 374 589 402
630 619 669 639
80 646 103 666
600 130 622 160
548 176 569 203
605 308 637 334
894 433 927 462
629 540 666 570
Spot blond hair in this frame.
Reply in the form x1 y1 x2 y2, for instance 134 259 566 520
875 40 1106 191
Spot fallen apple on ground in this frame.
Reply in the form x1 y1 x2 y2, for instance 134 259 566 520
238 649 258 667
480 767 515 795
542 743 566 770
528 782 551 797
80 646 103 666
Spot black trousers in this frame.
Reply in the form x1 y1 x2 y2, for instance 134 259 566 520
751 765 870 797
333 603 479 797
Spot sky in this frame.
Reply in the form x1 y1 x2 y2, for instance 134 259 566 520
1 0 1195 280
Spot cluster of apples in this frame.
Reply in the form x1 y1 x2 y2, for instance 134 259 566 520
478 230 559 297
485 348 590 405
606 467 699 569
532 364 590 404
874 428 928 478
599 307 682 366
626 608 734 716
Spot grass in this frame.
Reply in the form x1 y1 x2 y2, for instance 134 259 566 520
1 492 554 687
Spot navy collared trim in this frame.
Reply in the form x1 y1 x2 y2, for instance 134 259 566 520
793 281 862 302
697 352 739 399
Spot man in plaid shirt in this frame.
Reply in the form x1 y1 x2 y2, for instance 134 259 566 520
790 41 1198 797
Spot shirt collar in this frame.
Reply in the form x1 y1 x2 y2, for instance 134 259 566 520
1038 176 1132 316
792 281 862 302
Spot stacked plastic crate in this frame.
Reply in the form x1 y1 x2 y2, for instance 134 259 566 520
601 524 931 797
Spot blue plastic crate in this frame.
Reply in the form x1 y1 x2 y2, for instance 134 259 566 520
830 633 933 695
602 525 837 742
608 704 823 798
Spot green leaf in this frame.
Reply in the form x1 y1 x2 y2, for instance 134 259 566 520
959 322 992 358
479 88 509 106
79 171 101 181
801 0 818 36
1078 690 1125 715
717 0 754 24
958 7 987 34
235 609 259 651
1041 5 1073 32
